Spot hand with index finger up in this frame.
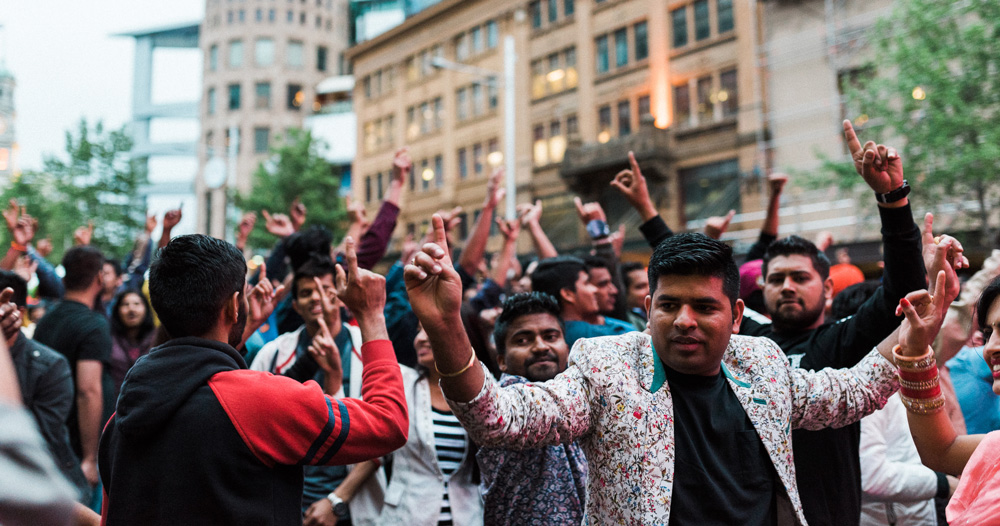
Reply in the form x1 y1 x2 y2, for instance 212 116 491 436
335 236 386 334
404 214 464 335
843 120 904 196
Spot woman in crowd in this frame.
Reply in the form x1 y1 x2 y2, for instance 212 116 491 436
107 289 156 398
378 327 483 525
900 274 1000 524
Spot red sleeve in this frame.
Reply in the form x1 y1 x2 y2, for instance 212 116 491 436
209 339 407 467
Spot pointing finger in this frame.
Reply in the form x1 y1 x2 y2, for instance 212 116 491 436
843 120 862 156
628 151 639 173
431 213 448 248
722 209 736 227
343 236 358 277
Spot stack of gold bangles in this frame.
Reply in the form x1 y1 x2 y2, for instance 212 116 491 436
893 345 945 414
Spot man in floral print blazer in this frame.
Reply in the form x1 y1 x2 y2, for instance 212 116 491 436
404 216 914 525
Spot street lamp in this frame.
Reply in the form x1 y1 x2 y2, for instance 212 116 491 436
431 35 517 220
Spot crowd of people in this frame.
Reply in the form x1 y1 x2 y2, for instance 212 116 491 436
2 120 1000 526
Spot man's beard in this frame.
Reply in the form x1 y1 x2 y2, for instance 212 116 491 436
227 297 247 348
770 298 824 332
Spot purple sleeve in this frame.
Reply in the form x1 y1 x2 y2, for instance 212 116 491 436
354 201 400 270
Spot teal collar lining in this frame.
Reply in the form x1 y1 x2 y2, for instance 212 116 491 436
649 344 748 393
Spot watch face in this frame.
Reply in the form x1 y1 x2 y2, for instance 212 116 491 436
333 502 349 518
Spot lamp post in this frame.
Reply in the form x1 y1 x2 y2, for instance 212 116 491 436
431 35 517 219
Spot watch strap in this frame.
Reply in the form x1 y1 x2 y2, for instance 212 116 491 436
875 180 910 204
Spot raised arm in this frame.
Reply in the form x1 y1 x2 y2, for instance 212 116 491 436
353 150 408 269
158 207 183 249
611 151 671 248
517 200 558 259
458 167 504 277
745 173 787 261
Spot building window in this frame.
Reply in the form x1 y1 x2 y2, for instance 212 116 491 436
486 20 499 48
671 8 688 48
487 138 500 166
720 68 738 117
228 83 241 110
434 155 444 188
420 159 430 190
595 35 609 74
255 82 271 109
547 0 558 23
566 114 578 137
614 28 628 68
253 127 270 153
530 1 542 29
473 143 484 176
255 38 275 66
487 81 498 110
365 175 372 203
696 76 713 124
533 124 547 167
564 0 574 17
287 40 304 67
634 21 649 61
300 12 306 24
694 0 710 41
718 0 734 33
598 105 612 142
617 100 631 136
471 26 483 54
209 45 218 71
287 9 294 22
377 172 384 199
458 147 468 179
225 127 239 153
434 97 443 129
638 94 650 120
471 83 483 117
549 120 565 163
317 46 328 72
238 9 245 22
269 9 276 22
456 87 468 121
229 40 244 68
256 8 262 22
680 159 740 222
674 84 691 127
227 10 234 24
207 87 216 115
206 130 214 158
565 47 578 88
287 84 303 110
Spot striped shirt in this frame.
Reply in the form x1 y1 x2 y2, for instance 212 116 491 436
432 407 467 526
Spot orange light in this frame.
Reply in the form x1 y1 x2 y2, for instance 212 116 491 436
651 65 671 129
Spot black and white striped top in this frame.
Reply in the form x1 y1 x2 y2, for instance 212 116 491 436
432 407 467 526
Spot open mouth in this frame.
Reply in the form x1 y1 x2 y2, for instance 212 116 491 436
990 353 1000 379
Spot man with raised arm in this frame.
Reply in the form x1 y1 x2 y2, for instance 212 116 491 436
98 235 407 526
404 214 925 524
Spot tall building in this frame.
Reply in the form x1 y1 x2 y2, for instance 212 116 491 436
0 62 15 180
197 0 351 238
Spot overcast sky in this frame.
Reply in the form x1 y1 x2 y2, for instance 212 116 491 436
1 0 205 171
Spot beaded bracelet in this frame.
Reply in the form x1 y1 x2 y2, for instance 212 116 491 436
435 351 478 378
892 345 945 414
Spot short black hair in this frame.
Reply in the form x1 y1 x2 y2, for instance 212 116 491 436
976 275 1000 332
285 226 334 273
149 235 247 339
830 280 881 321
0 270 28 308
493 292 564 357
763 235 831 280
104 259 123 278
110 289 156 341
621 261 645 289
62 246 106 292
648 233 740 309
291 255 336 298
583 255 613 274
530 256 587 306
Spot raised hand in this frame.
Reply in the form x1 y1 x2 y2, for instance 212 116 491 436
36 238 53 259
517 200 542 227
262 210 295 239
609 224 626 258
73 222 94 246
2 200 19 232
573 196 607 225
922 213 968 303
404 214 464 335
307 315 343 376
144 213 157 234
11 215 35 247
0 288 20 343
843 120 904 194
704 209 736 240
12 256 38 283
162 207 183 230
345 196 370 230
392 147 412 186
485 168 505 209
235 212 256 250
290 198 307 232
437 205 463 233
814 231 834 252
246 262 286 332
896 270 948 355
610 151 657 220
335 236 386 325
496 218 520 242
768 172 789 196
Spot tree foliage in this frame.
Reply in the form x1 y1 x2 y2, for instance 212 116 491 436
833 0 1000 242
234 128 345 250
1 119 147 262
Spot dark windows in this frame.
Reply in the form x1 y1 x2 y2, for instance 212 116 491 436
674 84 691 126
634 21 649 61
253 127 270 153
617 100 631 136
255 82 271 109
614 28 628 68
287 84 303 110
595 35 609 74
671 8 688 48
317 46 328 72
718 0 734 33
694 0 710 41
720 68 738 117
228 83 241 110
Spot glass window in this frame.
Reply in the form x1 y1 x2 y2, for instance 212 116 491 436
253 127 270 153
455 33 469 62
238 9 245 22
634 21 649 61
547 53 563 93
598 105 612 142
565 47 578 88
317 46 328 72
365 175 372 203
434 155 444 188
378 172 384 199
420 101 431 134
420 159 429 190
300 12 306 25
720 68 738 117
471 26 483 54
255 38 275 66
674 84 690 126
530 1 542 29
487 81 498 110
287 40 304 67
207 87 216 115
595 35 609 74
434 97 443 130
287 9 293 23
614 28 628 68
269 9 275 22
638 94 650 120
206 130 214 158
227 10 234 24
564 0 574 17
617 100 631 136
458 147 468 179
680 159 741 222
533 124 548 166
696 75 713 123
255 82 271 109
486 21 499 48
671 8 688 48
287 83 303 110
549 120 565 163
256 8 262 22
471 83 483 116
718 0 734 33
566 114 578 136
547 0 557 23
228 83 241 110
694 0 710 41
473 143 484 175
209 45 218 71
531 60 547 99
229 40 243 68
456 87 468 121
407 106 417 139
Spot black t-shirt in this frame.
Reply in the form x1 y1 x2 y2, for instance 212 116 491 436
666 365 777 526
35 299 114 456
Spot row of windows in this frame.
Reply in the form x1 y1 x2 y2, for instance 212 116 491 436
206 82 305 114
405 97 444 140
208 40 327 72
363 139 502 203
530 47 577 100
674 68 738 128
458 139 500 180
363 66 396 100
209 0 335 8
456 81 499 122
671 0 734 49
208 8 335 31
405 45 445 83
454 20 500 62
595 21 648 75
362 115 395 155
204 126 282 157
530 0 574 30
597 95 650 143
532 115 577 167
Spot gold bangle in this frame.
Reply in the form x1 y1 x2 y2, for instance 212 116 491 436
900 393 946 415
892 345 936 371
898 377 941 391
435 351 478 378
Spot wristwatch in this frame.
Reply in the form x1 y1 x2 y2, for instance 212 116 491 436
586 219 610 240
875 180 910 204
326 492 349 519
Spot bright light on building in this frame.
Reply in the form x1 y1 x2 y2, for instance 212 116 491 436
487 151 504 166
717 90 729 102
597 130 611 144
421 167 435 181
912 86 926 100
546 69 565 82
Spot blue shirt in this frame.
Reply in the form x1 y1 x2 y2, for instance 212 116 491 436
948 346 1000 434
564 317 636 348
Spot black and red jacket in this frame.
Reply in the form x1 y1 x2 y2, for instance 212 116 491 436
98 336 407 525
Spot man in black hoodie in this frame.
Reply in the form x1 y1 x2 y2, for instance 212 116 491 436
98 234 408 525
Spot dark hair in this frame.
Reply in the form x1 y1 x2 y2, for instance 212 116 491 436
530 256 587 306
621 261 645 289
493 292 564 357
976 275 1000 332
110 289 155 341
291 255 336 298
763 235 831 280
648 233 740 309
583 255 613 274
62 246 105 292
149 234 247 339
285 226 334 273
0 270 28 308
104 259 123 278
830 280 881 321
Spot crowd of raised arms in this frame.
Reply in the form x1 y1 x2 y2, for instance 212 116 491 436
3 120 1000 526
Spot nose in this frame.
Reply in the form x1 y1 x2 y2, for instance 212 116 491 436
781 275 796 292
674 304 697 330
531 335 553 353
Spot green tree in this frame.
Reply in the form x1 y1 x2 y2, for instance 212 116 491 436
1 119 147 262
234 128 345 250
832 0 1000 243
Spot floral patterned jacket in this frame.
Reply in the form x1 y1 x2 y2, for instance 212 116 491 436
447 332 899 525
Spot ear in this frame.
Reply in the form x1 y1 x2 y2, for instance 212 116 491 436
560 287 576 305
226 291 240 325
644 294 652 317
732 298 744 334
823 276 835 302
496 352 507 372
